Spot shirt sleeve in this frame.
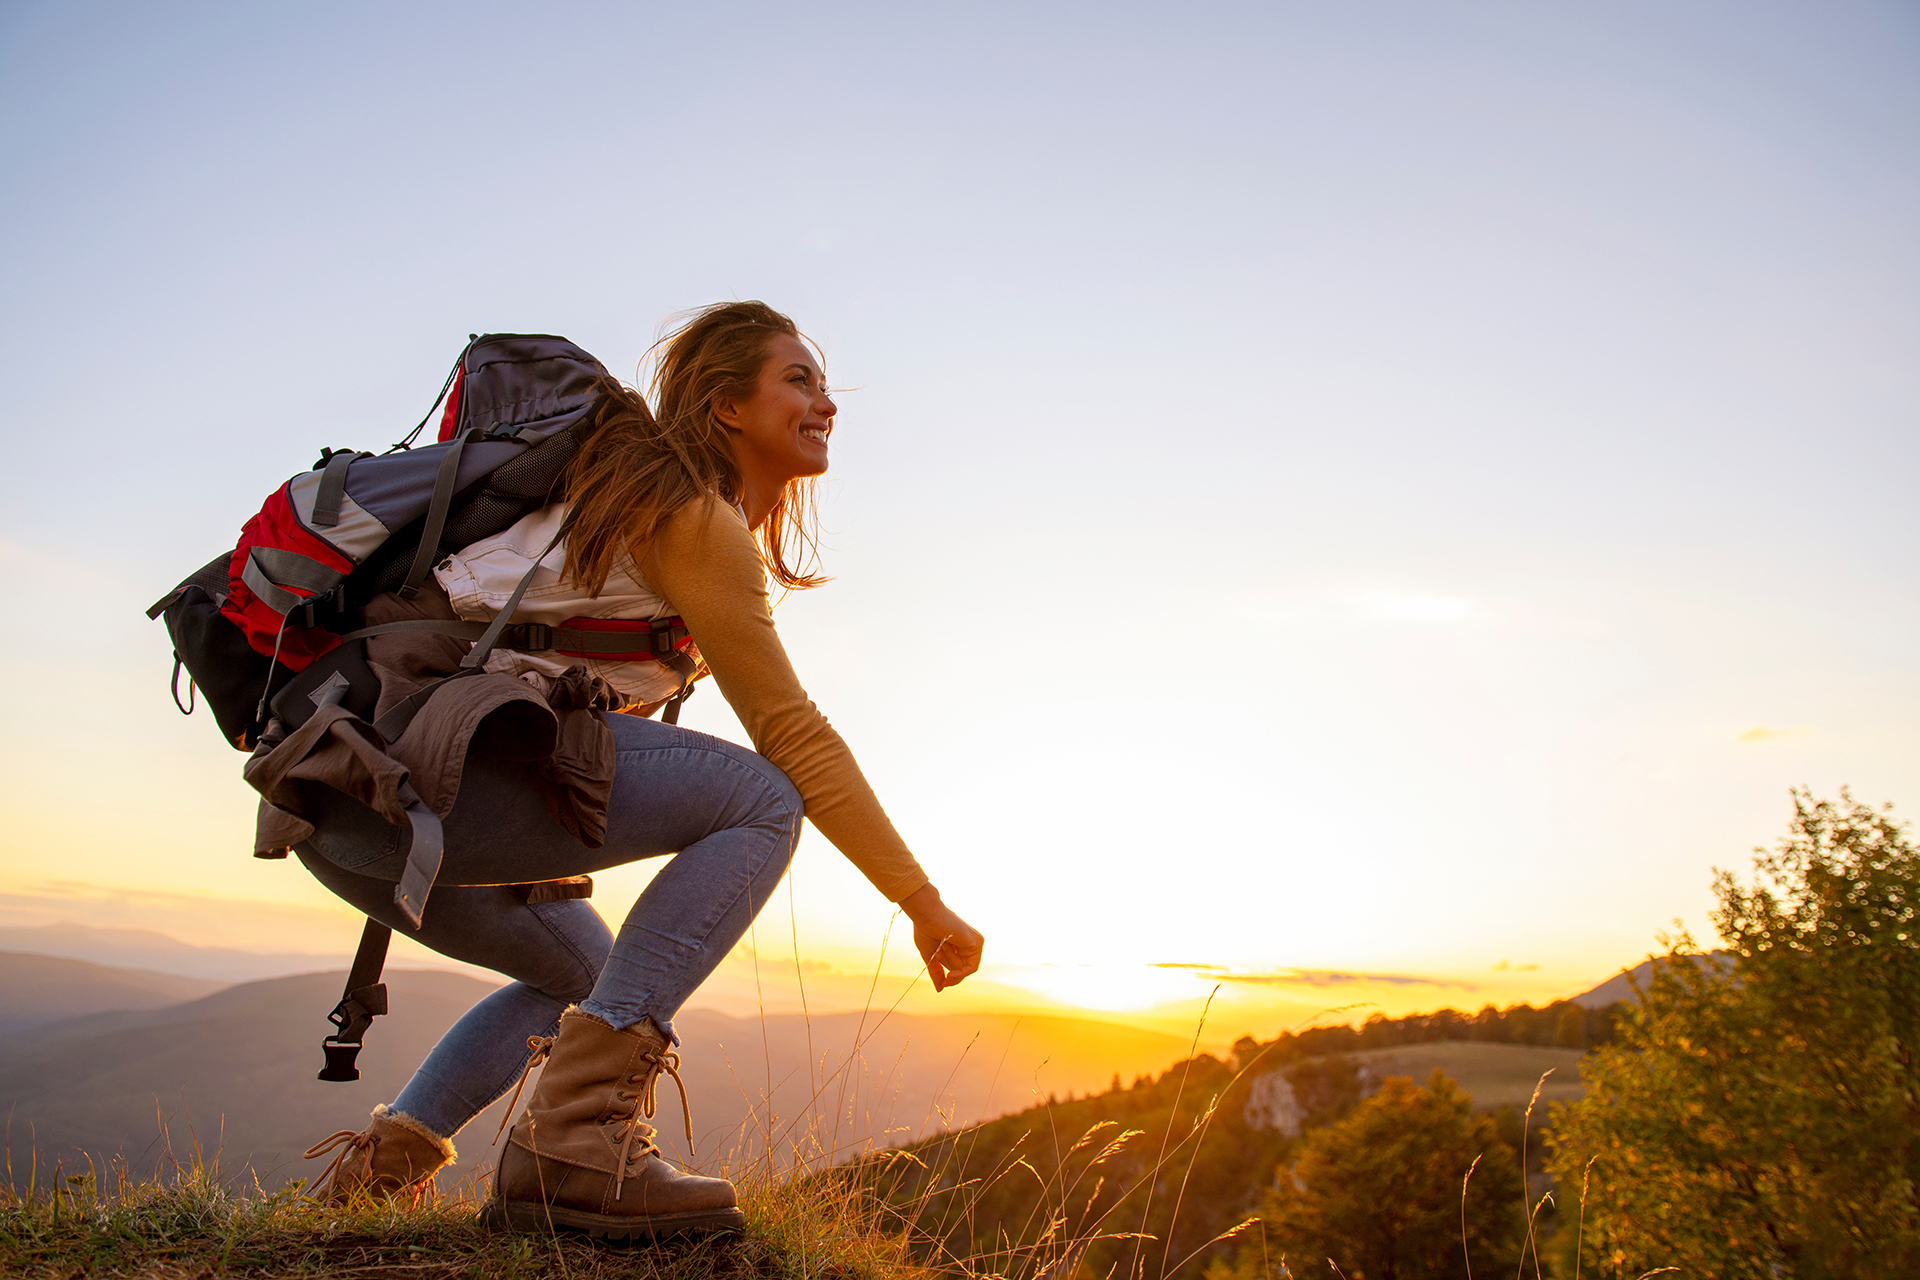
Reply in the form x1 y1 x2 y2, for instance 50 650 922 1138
636 498 931 903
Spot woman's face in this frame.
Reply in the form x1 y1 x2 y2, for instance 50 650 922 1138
716 333 835 488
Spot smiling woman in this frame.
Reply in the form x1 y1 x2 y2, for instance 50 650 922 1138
563 304 833 598
715 335 836 518
280 302 984 1240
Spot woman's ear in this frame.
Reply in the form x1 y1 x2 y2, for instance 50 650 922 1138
711 389 742 431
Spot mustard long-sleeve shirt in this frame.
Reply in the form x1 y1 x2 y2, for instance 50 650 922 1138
636 498 931 904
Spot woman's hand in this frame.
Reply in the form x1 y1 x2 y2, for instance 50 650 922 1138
899 883 984 991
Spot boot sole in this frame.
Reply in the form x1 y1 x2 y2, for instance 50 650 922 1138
481 1196 745 1239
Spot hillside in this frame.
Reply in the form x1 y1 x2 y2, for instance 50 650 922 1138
0 922 343 983
861 993 1621 1280
0 951 226 1033
0 969 1194 1190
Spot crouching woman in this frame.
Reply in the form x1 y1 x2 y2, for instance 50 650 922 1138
294 302 984 1238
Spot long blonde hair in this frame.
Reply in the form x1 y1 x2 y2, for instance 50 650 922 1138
561 301 826 596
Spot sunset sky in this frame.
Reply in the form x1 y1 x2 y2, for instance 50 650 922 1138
2 1 1915 1040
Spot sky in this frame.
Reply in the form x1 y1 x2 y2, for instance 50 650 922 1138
1 0 1915 1039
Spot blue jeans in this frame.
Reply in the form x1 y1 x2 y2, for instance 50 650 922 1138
295 713 801 1140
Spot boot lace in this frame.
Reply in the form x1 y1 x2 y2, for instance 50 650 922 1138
610 1046 694 1201
490 1032 697 1202
494 1033 559 1143
302 1128 374 1199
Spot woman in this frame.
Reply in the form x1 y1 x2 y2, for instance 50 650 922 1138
296 302 985 1238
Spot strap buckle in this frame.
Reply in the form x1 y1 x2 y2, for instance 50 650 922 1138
324 983 388 1040
317 1038 365 1082
318 985 387 1082
516 622 554 651
649 617 683 657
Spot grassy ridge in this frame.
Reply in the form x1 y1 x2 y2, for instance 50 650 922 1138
0 1155 928 1280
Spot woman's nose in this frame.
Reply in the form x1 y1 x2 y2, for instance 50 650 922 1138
817 392 837 418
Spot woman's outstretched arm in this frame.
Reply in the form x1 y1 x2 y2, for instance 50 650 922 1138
640 498 984 986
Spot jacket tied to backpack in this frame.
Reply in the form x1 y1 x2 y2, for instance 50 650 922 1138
247 576 629 864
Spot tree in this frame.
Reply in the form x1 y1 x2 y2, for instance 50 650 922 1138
1255 1071 1523 1280
1552 1003 1586 1050
1547 791 1920 1279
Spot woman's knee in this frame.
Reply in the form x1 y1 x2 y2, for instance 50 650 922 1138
687 730 802 835
761 761 804 830
522 898 612 1002
396 889 608 1004
741 756 803 860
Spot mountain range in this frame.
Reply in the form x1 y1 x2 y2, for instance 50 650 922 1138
0 924 1644 1192
0 952 225 1033
0 960 1194 1191
0 922 349 983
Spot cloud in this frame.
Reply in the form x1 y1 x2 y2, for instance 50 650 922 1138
1349 590 1475 621
1737 726 1801 744
1152 962 1474 991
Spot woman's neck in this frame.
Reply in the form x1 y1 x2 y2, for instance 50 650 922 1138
739 477 777 532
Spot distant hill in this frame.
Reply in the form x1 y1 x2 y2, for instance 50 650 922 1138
0 969 501 1191
0 952 226 1033
1570 951 1730 1008
0 922 341 983
671 1005 1194 1165
0 970 1194 1190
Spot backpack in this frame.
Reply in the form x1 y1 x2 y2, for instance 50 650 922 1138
148 333 694 1081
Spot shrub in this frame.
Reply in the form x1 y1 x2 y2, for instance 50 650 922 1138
1216 1070 1524 1280
1546 790 1920 1279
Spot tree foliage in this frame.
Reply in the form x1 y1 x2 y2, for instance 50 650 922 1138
1547 790 1920 1278
1261 1071 1523 1280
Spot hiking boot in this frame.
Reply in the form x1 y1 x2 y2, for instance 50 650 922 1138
304 1105 456 1205
482 1008 743 1239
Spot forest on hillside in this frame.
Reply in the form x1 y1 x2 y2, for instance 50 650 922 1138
846 792 1920 1280
848 995 1601 1280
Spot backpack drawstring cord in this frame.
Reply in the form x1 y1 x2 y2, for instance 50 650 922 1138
252 610 293 726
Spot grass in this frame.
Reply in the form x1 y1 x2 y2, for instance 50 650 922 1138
0 1150 930 1280
842 994 1338 1280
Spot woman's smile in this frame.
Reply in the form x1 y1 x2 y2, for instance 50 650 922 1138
718 332 838 524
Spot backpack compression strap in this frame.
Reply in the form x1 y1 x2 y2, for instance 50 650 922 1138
397 426 479 600
339 616 691 660
324 615 692 743
318 917 391 1082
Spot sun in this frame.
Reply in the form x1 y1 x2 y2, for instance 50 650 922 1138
999 963 1209 1013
